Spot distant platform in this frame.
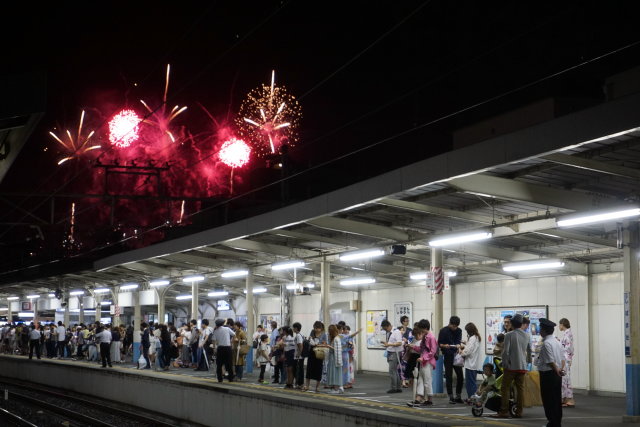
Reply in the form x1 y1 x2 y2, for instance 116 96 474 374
0 355 629 427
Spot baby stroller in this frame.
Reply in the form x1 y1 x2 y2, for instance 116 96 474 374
470 372 517 417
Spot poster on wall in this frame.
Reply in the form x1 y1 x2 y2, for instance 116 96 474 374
366 310 388 349
260 314 281 332
393 302 412 328
485 305 548 355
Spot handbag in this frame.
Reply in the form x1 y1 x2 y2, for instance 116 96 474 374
239 343 250 356
313 346 328 360
453 352 464 367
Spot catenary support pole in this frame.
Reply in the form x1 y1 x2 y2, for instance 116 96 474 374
623 222 640 422
246 272 254 374
321 260 330 325
157 289 165 324
133 290 142 363
191 281 199 323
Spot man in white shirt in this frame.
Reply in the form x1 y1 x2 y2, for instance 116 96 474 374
536 318 565 427
212 318 236 382
28 324 42 360
56 322 67 358
195 319 213 371
381 319 403 393
95 325 113 368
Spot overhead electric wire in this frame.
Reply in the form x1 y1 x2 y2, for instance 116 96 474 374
298 0 432 101
2 36 638 281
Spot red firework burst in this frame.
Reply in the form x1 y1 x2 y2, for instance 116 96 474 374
219 138 251 168
109 109 141 148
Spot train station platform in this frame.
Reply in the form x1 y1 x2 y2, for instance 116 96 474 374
0 354 635 427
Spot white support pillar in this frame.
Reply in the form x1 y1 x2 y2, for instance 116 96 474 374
63 301 70 327
33 299 38 325
157 289 166 324
623 222 640 421
133 290 142 362
111 287 120 326
95 295 102 324
586 269 595 392
78 296 84 324
321 260 330 325
246 272 254 334
191 281 199 322
431 247 444 332
7 302 12 324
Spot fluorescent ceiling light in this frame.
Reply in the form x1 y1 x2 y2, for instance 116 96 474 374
100 301 112 305
340 277 375 286
27 294 40 299
557 208 640 227
94 288 110 294
18 312 35 318
0 308 7 311
7 297 19 301
339 249 385 262
271 260 305 270
48 293 56 298
150 280 170 287
70 290 85 296
285 283 315 290
243 287 267 294
183 275 205 283
503 260 565 272
120 283 139 290
410 271 456 280
176 295 192 300
208 291 229 297
429 231 492 247
221 270 248 278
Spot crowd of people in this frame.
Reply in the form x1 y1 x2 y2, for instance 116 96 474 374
0 312 574 426
1 320 136 366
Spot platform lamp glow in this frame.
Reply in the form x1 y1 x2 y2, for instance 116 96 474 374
221 269 249 278
243 287 267 294
339 249 385 262
150 280 170 287
340 277 375 286
272 260 305 292
119 283 139 291
503 259 565 272
182 275 205 283
428 231 492 247
557 207 640 227
207 290 229 297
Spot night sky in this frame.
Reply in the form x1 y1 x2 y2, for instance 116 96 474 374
2 1 640 275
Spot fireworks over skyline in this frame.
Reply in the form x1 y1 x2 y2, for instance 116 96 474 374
140 64 188 144
49 110 100 165
236 70 302 157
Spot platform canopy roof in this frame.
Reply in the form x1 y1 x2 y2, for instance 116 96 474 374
4 93 640 310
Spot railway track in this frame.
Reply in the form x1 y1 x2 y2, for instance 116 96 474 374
0 377 189 427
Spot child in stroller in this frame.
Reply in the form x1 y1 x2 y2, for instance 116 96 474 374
470 362 516 417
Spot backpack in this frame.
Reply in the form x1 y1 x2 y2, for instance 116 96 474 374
206 328 215 346
301 335 311 358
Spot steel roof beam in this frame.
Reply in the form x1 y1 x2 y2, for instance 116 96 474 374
448 174 621 211
307 216 416 243
542 152 640 180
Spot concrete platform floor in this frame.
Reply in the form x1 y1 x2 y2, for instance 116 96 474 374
10 355 640 427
